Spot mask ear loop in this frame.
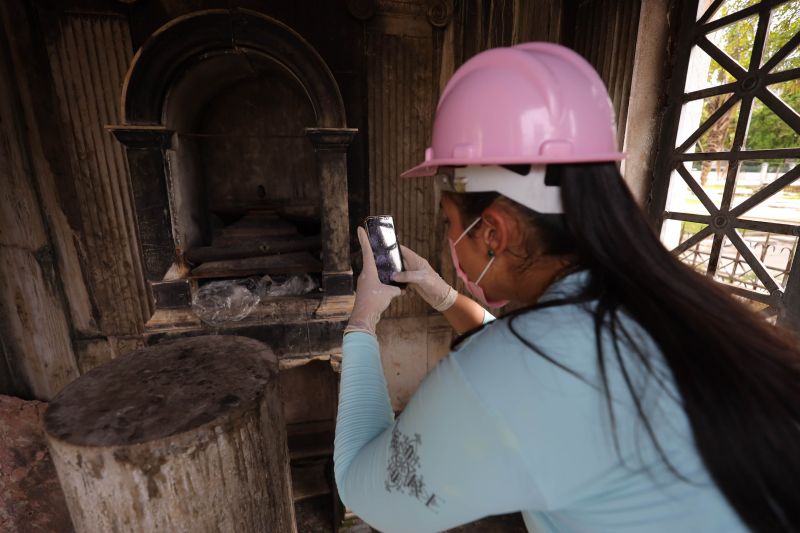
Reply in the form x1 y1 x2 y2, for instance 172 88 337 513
453 217 483 246
473 220 499 285
474 255 496 285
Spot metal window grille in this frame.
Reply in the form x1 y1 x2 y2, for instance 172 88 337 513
649 0 800 329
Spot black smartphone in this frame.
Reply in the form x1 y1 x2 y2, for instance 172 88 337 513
363 215 406 288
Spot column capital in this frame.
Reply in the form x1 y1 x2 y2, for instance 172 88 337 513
305 127 358 151
107 125 174 149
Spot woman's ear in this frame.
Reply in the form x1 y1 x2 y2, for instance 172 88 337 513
480 207 510 256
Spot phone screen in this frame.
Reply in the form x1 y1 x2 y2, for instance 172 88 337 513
363 215 406 288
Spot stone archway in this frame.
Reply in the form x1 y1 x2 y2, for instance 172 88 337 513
110 9 356 302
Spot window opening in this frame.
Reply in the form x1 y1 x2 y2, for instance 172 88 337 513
652 0 800 325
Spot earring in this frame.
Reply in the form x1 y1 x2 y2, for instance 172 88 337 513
487 249 495 258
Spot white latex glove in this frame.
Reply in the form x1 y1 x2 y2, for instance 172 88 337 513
391 245 458 312
344 227 403 336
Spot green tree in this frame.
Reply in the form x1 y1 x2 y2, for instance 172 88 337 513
696 0 800 184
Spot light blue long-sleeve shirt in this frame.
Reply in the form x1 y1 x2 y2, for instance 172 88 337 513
334 272 746 532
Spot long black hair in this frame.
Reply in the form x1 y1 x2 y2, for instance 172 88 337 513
447 162 800 532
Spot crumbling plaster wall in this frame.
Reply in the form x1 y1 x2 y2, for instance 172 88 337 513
0 0 675 410
0 1 81 400
622 0 673 205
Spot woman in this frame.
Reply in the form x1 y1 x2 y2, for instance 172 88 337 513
334 43 800 532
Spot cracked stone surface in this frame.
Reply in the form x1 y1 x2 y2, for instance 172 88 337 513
0 395 73 533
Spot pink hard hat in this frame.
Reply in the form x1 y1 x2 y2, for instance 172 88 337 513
402 42 625 177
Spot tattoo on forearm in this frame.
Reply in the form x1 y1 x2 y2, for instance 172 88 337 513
386 424 444 512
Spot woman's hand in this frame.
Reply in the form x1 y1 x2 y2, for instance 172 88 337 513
392 245 458 312
344 227 403 336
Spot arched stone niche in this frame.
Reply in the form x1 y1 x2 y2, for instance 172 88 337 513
110 9 357 310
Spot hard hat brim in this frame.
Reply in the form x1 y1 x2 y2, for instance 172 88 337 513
401 152 626 178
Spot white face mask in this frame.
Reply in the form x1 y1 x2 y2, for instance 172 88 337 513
448 218 509 309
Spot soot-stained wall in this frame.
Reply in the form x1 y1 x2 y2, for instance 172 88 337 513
0 0 664 411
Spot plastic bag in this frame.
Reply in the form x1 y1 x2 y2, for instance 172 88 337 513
191 274 319 326
192 278 261 326
258 274 318 297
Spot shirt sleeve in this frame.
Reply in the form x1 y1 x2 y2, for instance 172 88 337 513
333 331 545 533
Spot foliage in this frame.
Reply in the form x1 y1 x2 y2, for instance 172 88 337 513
681 221 707 235
696 0 800 160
